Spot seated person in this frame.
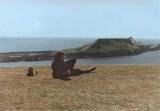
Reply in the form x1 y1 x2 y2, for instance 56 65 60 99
51 51 96 79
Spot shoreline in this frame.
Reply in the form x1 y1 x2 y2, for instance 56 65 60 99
0 50 55 63
0 49 160 67
0 49 159 63
0 38 160 63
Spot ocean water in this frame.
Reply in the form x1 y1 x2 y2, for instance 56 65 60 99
0 38 95 53
0 38 160 67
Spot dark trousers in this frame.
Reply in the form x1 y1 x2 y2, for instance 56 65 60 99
65 58 82 75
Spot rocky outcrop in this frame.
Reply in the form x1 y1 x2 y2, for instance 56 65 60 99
63 37 160 58
0 51 54 62
0 37 160 62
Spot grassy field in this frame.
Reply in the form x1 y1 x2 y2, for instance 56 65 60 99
0 64 160 111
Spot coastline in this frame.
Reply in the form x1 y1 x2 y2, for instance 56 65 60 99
0 48 159 63
0 50 55 62
0 38 160 63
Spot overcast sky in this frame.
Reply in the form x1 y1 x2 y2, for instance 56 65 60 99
0 0 159 38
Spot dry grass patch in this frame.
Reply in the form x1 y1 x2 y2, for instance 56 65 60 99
0 64 160 111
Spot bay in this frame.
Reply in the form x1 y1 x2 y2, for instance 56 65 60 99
0 38 160 67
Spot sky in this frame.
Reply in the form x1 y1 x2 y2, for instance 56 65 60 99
0 0 159 38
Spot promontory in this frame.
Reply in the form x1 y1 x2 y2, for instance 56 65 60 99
0 37 160 62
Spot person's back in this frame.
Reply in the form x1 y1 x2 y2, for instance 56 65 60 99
51 51 68 78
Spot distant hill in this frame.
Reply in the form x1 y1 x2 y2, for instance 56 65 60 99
0 37 160 62
64 37 160 57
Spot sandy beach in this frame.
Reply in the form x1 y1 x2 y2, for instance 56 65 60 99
0 64 160 111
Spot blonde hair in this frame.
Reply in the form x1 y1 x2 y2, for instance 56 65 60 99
54 51 64 57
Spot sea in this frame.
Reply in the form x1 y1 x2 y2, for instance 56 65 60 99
0 37 160 67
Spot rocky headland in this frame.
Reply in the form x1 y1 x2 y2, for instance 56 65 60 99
0 37 160 62
64 37 160 58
